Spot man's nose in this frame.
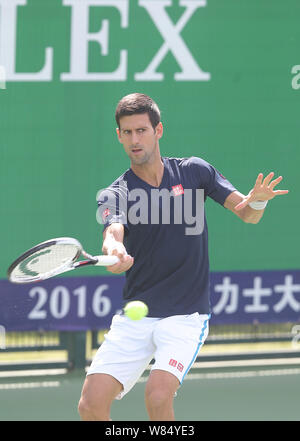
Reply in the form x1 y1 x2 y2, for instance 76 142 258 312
131 131 139 144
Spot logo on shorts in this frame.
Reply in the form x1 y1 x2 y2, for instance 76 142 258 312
177 362 184 372
169 359 184 372
169 359 177 367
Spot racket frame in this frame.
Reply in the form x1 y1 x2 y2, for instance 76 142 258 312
7 237 114 284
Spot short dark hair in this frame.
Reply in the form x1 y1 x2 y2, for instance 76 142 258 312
115 93 161 130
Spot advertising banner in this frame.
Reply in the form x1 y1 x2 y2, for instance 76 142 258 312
1 269 300 331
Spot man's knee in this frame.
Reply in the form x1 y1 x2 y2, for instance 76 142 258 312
78 397 91 420
78 373 122 421
145 385 174 409
78 391 112 421
78 395 110 421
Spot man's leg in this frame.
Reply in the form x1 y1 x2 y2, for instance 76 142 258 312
78 373 123 421
145 369 180 421
146 313 210 421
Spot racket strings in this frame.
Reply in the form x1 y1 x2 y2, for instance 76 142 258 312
10 244 79 281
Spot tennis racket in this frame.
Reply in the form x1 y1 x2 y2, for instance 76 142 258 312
7 237 119 284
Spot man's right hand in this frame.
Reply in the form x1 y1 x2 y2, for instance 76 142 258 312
102 223 134 273
105 242 134 274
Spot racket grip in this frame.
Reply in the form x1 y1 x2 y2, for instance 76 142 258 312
94 255 119 266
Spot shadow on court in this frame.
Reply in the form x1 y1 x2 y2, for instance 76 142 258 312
0 369 299 421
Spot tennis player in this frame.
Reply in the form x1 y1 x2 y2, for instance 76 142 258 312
78 93 289 421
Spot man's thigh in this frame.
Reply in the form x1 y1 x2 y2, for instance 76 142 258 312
87 314 157 398
78 373 123 420
146 369 180 397
80 373 123 407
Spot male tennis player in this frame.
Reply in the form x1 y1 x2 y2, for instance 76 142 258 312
78 93 288 421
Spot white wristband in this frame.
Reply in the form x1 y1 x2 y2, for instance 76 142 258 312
249 200 268 210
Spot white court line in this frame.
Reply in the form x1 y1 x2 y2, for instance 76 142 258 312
0 369 67 378
138 368 300 383
184 368 300 380
192 357 300 369
0 381 60 390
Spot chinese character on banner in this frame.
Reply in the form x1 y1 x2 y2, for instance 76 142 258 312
242 277 272 313
213 277 239 314
273 275 300 312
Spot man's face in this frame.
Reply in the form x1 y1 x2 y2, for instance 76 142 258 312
117 113 163 165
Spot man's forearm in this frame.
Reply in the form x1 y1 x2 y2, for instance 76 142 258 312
102 222 133 273
102 223 125 254
224 191 265 224
238 205 265 224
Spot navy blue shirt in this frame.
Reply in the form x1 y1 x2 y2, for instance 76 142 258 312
97 156 236 317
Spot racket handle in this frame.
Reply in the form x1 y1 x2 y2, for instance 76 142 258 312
94 255 119 266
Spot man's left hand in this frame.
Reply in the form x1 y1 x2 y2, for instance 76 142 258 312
234 172 289 211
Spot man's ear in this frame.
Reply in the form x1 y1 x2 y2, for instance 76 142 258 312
116 127 122 143
155 122 163 140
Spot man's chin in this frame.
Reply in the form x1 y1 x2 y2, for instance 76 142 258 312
130 154 148 165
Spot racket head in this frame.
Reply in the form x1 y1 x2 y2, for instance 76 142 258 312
7 237 82 284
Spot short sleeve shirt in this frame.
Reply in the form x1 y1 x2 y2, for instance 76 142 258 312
97 156 236 317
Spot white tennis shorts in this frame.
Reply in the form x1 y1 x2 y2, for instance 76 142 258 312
87 312 210 399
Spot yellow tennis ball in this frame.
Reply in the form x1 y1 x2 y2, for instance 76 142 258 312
124 301 148 321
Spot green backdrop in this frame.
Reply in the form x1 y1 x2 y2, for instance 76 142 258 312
1 0 299 280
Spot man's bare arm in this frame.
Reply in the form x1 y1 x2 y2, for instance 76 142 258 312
224 172 289 224
224 190 265 224
102 223 134 274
